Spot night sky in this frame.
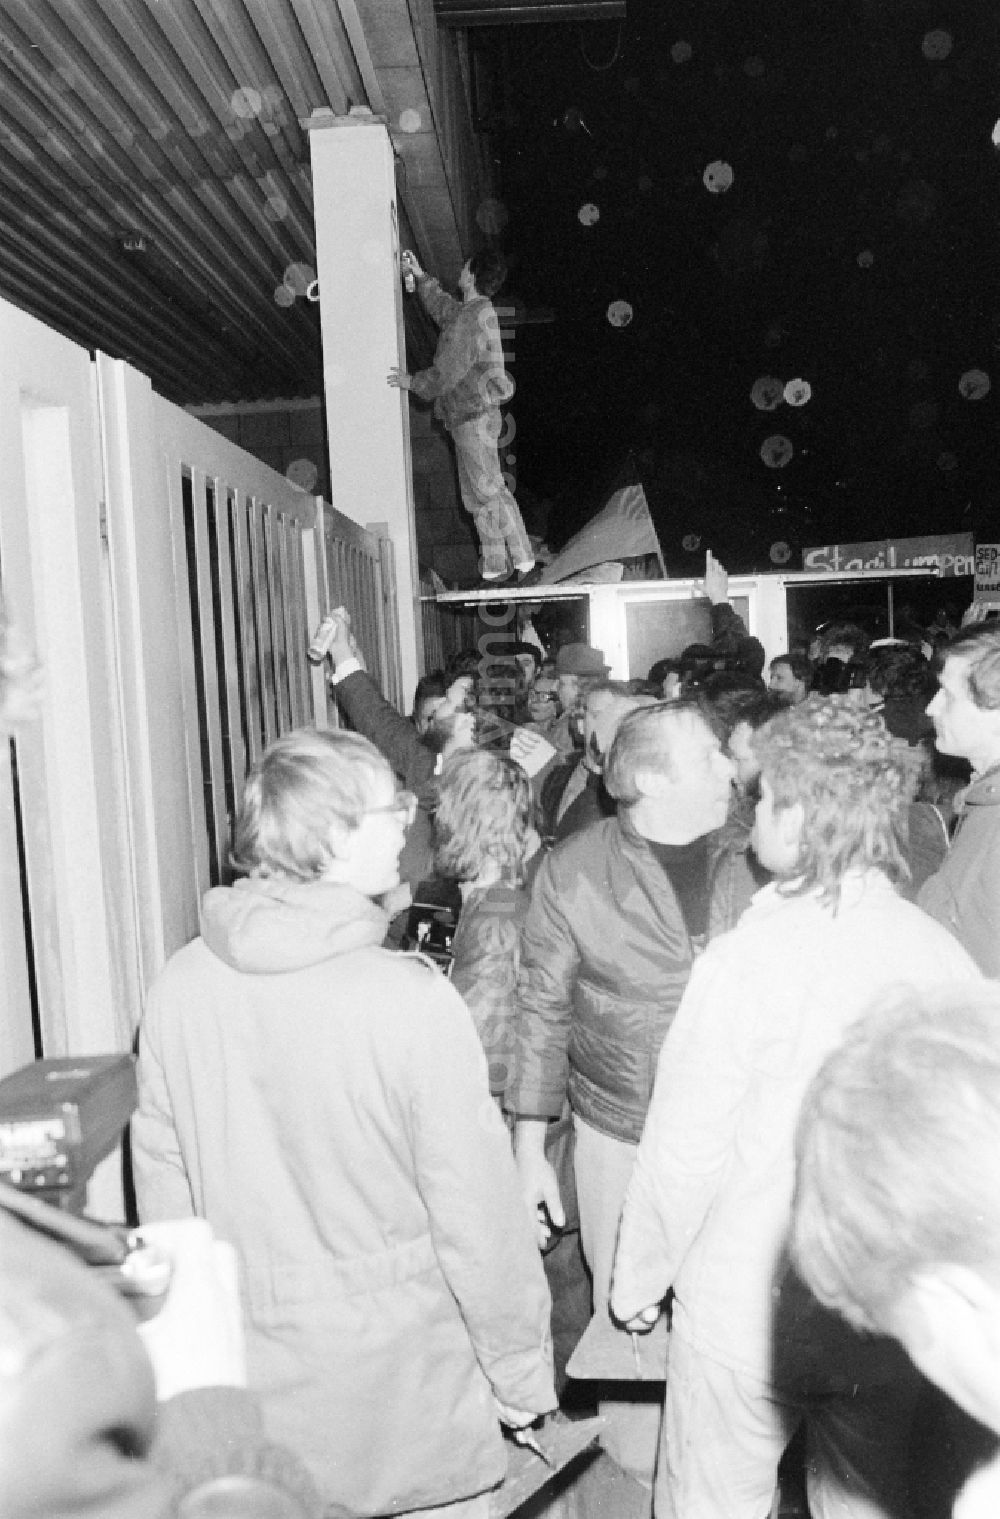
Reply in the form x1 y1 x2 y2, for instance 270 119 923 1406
471 0 1000 572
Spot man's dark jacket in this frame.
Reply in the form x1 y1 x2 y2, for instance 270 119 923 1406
332 669 436 888
507 811 743 1145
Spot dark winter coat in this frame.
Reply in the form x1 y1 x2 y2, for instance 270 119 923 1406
332 667 437 888
507 811 741 1144
450 881 529 1100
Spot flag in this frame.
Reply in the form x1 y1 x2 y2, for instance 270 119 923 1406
538 479 665 585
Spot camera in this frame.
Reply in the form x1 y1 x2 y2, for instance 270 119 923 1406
0 1055 171 1315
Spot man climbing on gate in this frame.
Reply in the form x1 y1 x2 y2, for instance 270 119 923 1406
388 248 535 583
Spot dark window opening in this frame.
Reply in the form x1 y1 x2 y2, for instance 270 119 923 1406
228 492 252 772
181 471 220 886
10 738 42 1058
206 485 236 874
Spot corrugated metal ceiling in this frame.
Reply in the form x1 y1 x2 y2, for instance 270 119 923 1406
0 0 479 403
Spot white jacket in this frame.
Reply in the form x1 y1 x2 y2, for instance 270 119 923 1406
611 872 980 1379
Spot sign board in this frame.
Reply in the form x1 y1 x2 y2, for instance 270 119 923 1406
975 543 1000 601
802 533 974 578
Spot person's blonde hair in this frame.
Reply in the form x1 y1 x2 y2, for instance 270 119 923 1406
433 748 532 884
753 695 912 904
231 727 391 880
792 983 1000 1335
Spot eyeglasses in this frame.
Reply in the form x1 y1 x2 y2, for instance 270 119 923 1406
365 789 418 826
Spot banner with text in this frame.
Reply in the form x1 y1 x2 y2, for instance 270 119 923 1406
802 533 975 578
975 543 1000 601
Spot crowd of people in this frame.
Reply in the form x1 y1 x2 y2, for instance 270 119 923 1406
122 571 1000 1518
3 219 998 1518
11 566 999 1518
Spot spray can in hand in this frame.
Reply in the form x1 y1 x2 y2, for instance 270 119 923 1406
307 607 347 665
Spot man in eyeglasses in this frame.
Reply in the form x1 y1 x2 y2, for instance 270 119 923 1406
133 726 557 1516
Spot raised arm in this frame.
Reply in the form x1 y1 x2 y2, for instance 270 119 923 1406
324 615 436 790
697 548 765 670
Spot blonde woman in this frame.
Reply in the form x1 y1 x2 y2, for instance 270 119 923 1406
433 748 540 1101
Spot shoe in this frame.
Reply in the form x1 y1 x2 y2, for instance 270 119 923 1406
516 564 544 586
444 576 499 592
481 568 513 584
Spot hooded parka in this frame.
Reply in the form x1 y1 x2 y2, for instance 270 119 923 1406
132 876 555 1516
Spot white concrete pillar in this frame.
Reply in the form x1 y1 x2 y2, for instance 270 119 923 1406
306 109 422 702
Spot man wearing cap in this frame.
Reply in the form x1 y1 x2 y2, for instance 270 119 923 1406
547 643 612 753
510 644 612 824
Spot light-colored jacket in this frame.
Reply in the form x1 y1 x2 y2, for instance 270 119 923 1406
132 875 554 1515
918 762 1000 976
409 278 514 430
611 872 980 1380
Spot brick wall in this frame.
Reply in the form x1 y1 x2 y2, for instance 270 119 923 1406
190 396 481 585
408 404 479 583
189 399 331 502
